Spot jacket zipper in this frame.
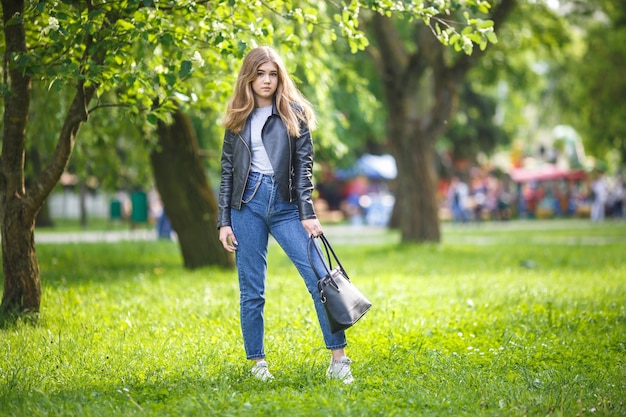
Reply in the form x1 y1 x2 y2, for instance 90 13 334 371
237 132 252 205
288 132 293 202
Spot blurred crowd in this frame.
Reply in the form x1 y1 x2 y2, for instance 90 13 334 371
313 167 624 226
444 170 624 223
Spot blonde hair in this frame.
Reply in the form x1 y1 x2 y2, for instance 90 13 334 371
222 46 316 137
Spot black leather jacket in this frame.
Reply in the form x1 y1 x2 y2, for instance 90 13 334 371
217 104 316 228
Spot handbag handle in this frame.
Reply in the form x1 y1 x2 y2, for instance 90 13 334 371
307 234 350 283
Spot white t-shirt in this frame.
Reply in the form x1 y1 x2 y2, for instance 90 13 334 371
250 106 274 174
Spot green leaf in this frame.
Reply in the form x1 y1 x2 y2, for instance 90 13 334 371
237 41 248 56
116 19 136 31
161 33 174 46
165 73 176 87
88 8 106 19
179 60 192 78
478 20 494 29
147 113 159 125
462 37 473 55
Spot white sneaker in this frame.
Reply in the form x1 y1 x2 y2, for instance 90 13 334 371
251 360 274 381
326 357 354 384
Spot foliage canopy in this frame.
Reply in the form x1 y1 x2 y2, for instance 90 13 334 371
0 0 498 188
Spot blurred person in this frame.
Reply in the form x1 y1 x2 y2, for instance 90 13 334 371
610 176 624 219
590 172 608 222
341 175 369 225
447 176 469 223
495 179 513 220
472 182 487 222
217 46 354 384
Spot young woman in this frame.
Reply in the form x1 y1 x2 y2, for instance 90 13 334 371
217 46 354 383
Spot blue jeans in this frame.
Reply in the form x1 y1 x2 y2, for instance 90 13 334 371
231 172 347 360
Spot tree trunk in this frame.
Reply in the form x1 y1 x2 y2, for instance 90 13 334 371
152 109 233 269
389 119 441 242
1 204 40 313
0 0 38 313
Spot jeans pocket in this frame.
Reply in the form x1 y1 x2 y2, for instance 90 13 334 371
242 175 261 203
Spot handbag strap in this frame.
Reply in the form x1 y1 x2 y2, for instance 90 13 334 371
318 234 350 280
308 236 330 282
307 234 350 283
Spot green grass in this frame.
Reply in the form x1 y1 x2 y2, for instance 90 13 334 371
1 219 625 416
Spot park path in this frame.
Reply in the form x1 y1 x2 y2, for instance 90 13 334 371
33 219 624 245
35 228 157 244
33 225 394 245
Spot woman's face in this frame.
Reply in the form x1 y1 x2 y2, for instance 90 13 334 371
251 61 278 107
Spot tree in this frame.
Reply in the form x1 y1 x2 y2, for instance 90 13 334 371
1 0 106 314
362 0 517 242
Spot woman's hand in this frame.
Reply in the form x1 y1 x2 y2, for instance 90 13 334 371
301 218 323 238
219 226 238 252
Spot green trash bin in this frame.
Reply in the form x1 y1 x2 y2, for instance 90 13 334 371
130 191 148 224
110 199 122 221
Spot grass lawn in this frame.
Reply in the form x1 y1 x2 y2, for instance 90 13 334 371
1 219 625 416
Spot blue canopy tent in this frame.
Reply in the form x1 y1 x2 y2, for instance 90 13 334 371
334 154 396 226
336 154 397 180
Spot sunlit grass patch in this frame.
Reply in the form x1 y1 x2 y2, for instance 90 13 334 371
1 220 625 416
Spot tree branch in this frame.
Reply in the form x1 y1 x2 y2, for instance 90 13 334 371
371 14 408 85
421 0 519 137
27 2 115 207
451 0 519 82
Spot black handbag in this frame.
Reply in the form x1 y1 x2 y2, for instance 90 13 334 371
308 234 372 334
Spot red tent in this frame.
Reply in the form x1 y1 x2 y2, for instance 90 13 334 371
510 165 587 183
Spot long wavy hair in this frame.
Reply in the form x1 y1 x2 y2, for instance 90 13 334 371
222 46 316 137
